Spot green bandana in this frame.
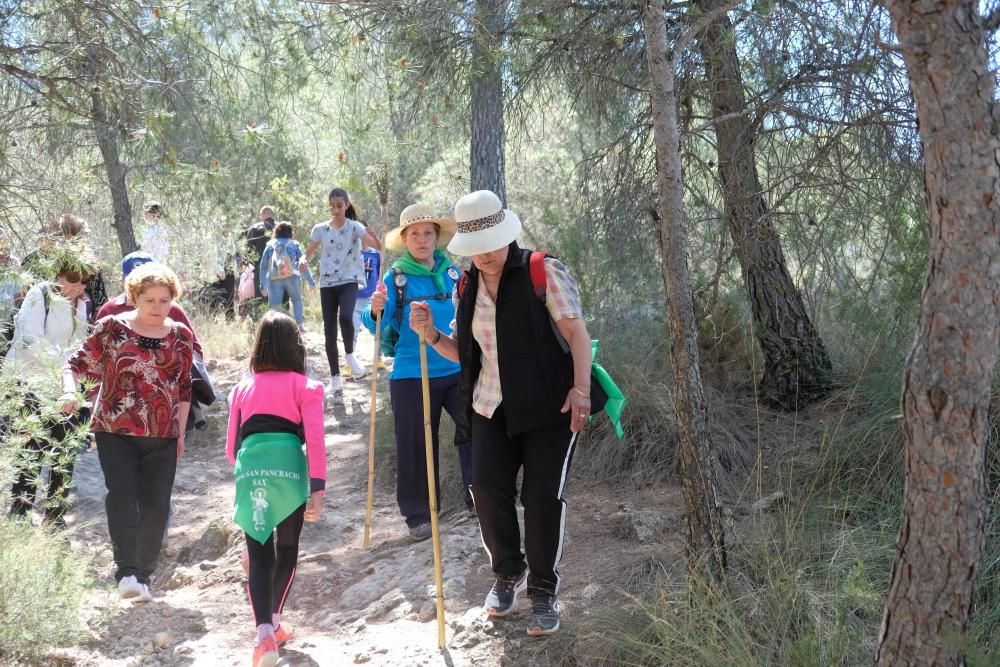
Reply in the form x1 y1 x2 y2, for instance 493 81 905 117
232 432 309 545
591 340 627 439
392 249 450 293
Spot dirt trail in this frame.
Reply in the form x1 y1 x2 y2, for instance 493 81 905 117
57 330 684 666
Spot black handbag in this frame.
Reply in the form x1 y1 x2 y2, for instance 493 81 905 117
191 353 216 406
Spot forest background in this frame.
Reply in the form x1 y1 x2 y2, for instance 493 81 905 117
1 0 998 665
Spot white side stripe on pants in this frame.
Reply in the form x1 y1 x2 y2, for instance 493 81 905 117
552 431 578 594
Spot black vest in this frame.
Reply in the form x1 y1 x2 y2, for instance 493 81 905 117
456 244 574 437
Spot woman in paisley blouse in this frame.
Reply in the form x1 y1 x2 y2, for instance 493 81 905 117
62 262 193 603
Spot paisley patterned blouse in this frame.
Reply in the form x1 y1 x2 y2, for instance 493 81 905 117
67 316 194 438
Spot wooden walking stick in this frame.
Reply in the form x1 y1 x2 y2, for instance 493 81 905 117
363 166 389 549
362 310 382 550
419 329 447 648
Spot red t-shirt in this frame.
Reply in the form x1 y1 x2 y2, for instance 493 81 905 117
97 293 203 357
68 316 194 438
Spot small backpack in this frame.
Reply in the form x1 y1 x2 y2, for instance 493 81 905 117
269 242 294 280
238 266 256 302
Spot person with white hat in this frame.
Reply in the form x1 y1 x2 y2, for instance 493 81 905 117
408 190 594 636
361 204 475 541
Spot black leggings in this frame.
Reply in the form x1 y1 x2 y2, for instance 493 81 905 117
245 504 305 627
320 283 359 377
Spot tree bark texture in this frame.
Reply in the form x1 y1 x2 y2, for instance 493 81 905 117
694 0 832 410
641 0 726 582
470 0 507 204
85 45 136 256
874 3 1000 665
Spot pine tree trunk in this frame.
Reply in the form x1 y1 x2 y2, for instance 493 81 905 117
641 0 726 581
695 0 831 410
875 3 1000 664
86 45 136 256
470 0 507 204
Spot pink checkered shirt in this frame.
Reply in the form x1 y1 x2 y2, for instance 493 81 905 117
451 258 583 419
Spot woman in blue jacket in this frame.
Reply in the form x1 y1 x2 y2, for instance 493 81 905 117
361 204 474 541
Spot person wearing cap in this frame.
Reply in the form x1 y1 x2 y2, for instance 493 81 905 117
361 204 474 541
97 251 202 358
408 190 593 636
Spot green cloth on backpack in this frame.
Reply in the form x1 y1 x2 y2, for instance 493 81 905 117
590 340 627 439
392 250 450 293
232 432 309 545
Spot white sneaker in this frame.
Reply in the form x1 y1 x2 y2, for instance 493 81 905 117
119 575 143 600
345 354 366 378
327 375 343 395
136 582 154 602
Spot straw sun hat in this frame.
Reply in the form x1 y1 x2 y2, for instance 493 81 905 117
383 204 457 253
446 190 522 257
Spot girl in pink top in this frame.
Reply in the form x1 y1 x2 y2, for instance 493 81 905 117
226 311 326 667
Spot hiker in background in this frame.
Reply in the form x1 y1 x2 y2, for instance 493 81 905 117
5 253 95 524
62 262 194 603
226 311 325 667
344 222 382 378
259 221 307 330
409 190 594 636
362 204 474 541
141 202 170 264
0 235 22 351
237 261 257 319
302 187 374 394
22 214 107 320
245 206 277 305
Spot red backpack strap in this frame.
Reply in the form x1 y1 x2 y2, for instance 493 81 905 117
458 270 470 298
529 251 547 303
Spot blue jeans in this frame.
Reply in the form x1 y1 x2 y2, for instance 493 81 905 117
267 276 303 326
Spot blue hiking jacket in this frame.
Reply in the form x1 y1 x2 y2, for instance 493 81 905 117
361 255 460 381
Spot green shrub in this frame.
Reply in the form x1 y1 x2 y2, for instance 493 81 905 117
0 518 101 663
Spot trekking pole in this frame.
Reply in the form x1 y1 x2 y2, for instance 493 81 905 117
419 329 447 648
362 311 382 550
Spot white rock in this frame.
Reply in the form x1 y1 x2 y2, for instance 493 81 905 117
153 632 172 649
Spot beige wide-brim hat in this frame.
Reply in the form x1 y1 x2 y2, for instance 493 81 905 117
383 204 457 253
447 190 522 257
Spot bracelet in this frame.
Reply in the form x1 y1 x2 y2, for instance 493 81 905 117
573 386 590 399
430 329 441 345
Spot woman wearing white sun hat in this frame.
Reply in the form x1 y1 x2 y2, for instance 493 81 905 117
408 190 595 637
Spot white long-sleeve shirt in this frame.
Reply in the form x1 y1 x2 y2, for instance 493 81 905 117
3 282 89 391
143 222 171 264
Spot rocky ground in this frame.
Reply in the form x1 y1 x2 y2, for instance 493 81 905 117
50 330 685 667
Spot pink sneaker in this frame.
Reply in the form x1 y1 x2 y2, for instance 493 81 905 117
252 636 278 667
274 624 294 645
